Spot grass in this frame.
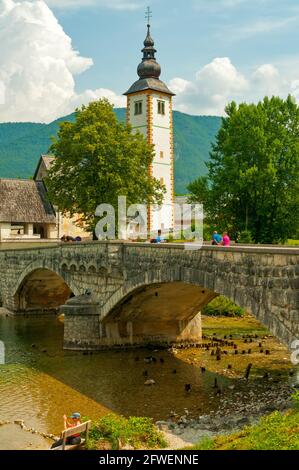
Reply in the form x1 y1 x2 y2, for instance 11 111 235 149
188 393 299 450
86 414 167 450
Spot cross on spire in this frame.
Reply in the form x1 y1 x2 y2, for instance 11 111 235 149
145 6 152 26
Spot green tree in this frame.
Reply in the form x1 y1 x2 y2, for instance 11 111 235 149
46 99 164 232
188 96 299 243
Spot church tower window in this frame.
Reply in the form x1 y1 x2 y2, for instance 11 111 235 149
134 101 143 115
158 100 165 115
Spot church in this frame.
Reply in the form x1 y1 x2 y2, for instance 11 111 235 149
0 17 175 242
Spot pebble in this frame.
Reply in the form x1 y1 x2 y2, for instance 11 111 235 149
144 379 155 386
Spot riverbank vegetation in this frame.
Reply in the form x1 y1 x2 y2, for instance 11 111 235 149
86 414 166 450
203 296 245 317
177 314 294 378
189 392 299 450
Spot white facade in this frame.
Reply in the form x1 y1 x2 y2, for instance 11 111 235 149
127 91 174 234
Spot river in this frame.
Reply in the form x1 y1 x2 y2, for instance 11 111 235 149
0 312 298 449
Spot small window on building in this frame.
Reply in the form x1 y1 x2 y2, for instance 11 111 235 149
160 151 164 159
160 177 165 185
134 101 143 115
158 100 165 115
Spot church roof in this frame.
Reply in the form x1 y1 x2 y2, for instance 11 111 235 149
0 179 56 224
124 77 175 96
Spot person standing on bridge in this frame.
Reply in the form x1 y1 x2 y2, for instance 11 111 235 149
211 231 222 246
222 232 231 247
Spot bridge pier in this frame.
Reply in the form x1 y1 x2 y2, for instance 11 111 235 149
61 293 203 350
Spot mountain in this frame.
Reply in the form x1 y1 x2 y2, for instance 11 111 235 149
0 109 221 194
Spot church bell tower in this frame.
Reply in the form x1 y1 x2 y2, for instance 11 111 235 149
124 9 175 235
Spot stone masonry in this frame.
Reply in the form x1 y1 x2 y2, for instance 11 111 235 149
0 242 298 350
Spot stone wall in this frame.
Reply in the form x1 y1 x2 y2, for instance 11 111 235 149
0 242 298 349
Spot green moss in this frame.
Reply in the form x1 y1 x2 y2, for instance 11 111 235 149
86 414 167 450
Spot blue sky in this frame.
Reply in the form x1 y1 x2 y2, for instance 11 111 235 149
53 0 299 94
0 0 299 122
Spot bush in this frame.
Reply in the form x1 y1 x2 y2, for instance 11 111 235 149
203 296 245 317
203 224 213 242
87 414 167 450
238 230 254 244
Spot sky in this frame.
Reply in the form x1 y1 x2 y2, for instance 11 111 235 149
0 0 299 122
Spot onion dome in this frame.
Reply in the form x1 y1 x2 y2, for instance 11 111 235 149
137 24 161 80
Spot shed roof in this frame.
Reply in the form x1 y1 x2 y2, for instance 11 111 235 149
0 179 56 224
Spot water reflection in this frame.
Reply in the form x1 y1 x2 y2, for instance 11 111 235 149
0 315 228 436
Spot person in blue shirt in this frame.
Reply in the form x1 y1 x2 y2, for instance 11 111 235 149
150 229 166 244
156 230 165 244
212 231 222 246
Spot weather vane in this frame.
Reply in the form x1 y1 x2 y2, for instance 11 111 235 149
145 6 152 26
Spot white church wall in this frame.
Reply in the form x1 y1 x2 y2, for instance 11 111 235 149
128 94 148 129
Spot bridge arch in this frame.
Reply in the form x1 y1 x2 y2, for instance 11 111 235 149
13 263 80 313
101 266 252 321
96 265 286 348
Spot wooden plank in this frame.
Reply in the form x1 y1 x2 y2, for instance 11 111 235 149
63 421 91 438
52 440 86 451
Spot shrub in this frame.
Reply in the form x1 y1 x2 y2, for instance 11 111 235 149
203 224 213 242
87 414 166 450
238 230 254 244
203 295 245 317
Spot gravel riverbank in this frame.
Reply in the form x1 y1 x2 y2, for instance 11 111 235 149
157 380 296 449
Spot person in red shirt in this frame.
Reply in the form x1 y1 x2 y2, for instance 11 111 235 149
222 232 231 246
51 412 82 448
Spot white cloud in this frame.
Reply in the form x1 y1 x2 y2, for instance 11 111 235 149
170 58 248 115
0 0 125 123
170 57 299 116
0 1 298 123
231 15 298 39
45 0 143 10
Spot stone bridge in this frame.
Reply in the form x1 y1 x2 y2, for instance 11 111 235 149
0 242 298 350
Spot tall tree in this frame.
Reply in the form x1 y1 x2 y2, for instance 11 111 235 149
188 96 299 243
46 99 164 232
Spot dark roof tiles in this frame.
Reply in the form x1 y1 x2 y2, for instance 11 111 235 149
0 179 56 224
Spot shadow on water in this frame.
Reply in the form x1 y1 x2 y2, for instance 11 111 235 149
0 313 298 439
0 315 232 435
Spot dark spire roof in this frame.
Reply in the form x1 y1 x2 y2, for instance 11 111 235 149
137 23 161 80
144 24 155 48
124 23 175 96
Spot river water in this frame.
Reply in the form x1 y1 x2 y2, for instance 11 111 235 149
0 313 298 449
